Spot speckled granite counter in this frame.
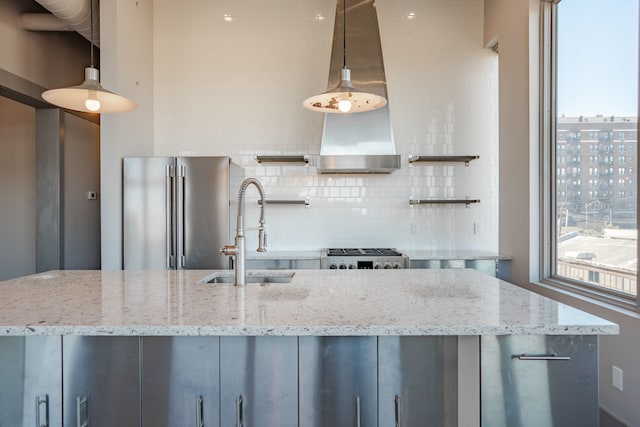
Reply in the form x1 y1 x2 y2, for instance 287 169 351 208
0 269 616 336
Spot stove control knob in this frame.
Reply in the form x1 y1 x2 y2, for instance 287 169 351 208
393 262 403 269
374 263 382 269
348 264 356 269
383 262 393 269
339 263 347 270
329 263 338 269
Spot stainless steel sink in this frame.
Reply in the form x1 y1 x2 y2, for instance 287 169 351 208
198 271 295 284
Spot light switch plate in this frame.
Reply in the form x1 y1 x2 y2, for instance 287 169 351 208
612 365 624 391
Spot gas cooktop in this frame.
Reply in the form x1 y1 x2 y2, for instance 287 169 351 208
321 248 408 269
325 248 403 257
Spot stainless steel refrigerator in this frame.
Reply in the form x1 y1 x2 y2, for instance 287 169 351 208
123 156 243 269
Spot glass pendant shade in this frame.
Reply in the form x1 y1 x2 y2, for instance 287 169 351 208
303 68 387 114
42 67 136 114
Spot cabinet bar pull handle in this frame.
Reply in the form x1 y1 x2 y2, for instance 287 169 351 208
514 354 571 361
177 164 186 268
394 395 401 427
35 395 49 427
76 396 88 427
236 395 244 427
166 164 174 268
195 395 204 427
355 394 361 427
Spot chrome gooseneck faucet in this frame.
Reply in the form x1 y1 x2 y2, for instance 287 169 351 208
220 178 267 286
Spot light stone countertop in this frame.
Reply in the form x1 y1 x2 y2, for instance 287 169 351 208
0 269 617 336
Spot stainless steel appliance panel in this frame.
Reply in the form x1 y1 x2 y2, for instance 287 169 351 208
220 336 298 427
0 336 62 427
481 335 598 427
124 156 242 270
179 157 233 269
299 336 378 427
124 157 175 269
63 336 140 427
142 337 220 427
378 336 458 427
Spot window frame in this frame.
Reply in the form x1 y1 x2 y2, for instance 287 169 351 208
540 0 640 313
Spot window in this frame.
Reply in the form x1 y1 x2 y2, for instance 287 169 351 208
547 0 639 309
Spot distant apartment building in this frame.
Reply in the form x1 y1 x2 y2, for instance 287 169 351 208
556 116 637 295
556 115 637 231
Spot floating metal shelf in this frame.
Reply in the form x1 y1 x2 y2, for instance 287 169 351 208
258 198 310 208
409 198 480 207
255 155 309 165
408 155 479 166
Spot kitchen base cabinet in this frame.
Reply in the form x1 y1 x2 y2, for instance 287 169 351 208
378 336 458 427
142 337 220 427
220 336 298 427
299 336 378 427
481 335 598 427
0 336 62 427
63 336 140 427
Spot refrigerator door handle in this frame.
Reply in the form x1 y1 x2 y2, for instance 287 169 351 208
166 164 175 269
177 164 187 268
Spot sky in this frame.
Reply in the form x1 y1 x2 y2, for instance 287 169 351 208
557 0 639 117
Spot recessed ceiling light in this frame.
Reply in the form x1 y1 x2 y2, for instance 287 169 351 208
315 14 325 21
407 12 416 19
223 14 233 22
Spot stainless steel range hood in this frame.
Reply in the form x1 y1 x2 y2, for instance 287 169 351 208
317 0 400 174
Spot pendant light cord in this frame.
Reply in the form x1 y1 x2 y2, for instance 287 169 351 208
342 0 346 69
90 0 94 67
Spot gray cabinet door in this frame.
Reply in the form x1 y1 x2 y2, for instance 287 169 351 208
0 336 62 427
299 336 378 427
63 336 140 427
481 335 598 427
220 336 298 427
378 336 458 427
142 337 220 427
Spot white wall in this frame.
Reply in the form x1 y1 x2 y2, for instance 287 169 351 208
100 0 498 261
485 0 640 425
100 0 155 269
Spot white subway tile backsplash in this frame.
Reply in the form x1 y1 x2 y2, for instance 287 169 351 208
154 0 497 252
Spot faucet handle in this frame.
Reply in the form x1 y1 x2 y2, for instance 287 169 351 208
257 228 267 252
221 245 238 256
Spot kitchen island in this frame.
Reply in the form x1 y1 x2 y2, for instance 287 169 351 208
0 269 617 427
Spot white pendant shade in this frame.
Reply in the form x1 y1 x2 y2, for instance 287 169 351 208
42 67 136 114
303 68 387 114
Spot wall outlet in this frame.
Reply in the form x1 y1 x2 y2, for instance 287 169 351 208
86 191 97 200
612 365 624 391
473 222 482 235
410 223 417 235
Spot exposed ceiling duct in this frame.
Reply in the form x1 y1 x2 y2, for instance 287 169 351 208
317 0 400 174
27 0 99 46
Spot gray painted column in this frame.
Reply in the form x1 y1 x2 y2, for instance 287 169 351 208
36 109 63 272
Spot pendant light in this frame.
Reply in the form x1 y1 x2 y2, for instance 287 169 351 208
42 0 136 114
303 0 387 114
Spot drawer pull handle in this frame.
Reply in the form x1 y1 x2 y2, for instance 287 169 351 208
195 395 204 427
35 395 49 427
395 395 401 427
77 396 88 427
236 395 244 427
355 394 361 427
514 354 571 361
